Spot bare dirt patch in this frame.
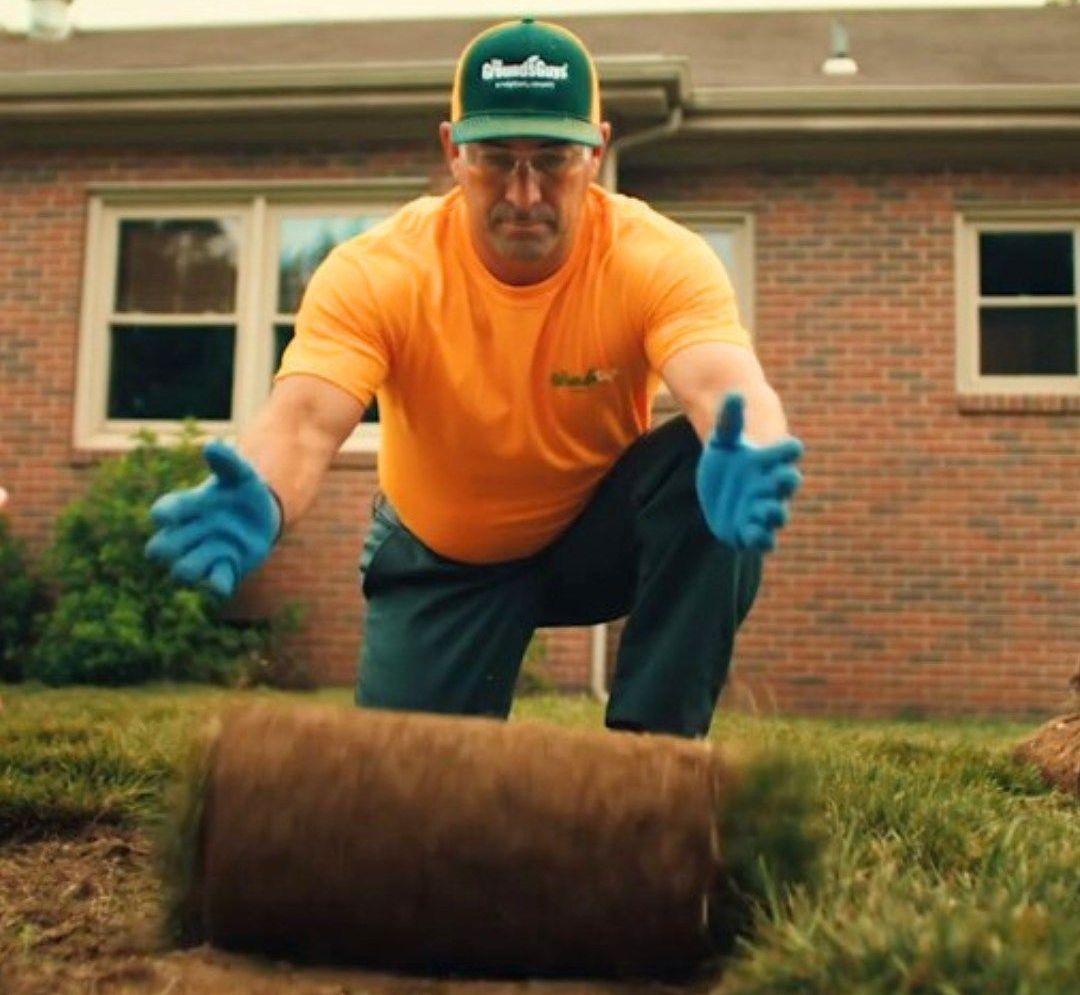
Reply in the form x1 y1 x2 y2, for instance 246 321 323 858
0 827 713 995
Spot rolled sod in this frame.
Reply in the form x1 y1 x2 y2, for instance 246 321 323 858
1015 711 1080 798
161 703 821 979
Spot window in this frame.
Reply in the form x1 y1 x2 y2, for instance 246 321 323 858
676 212 755 330
271 211 384 426
649 208 755 413
107 217 242 422
957 216 1080 396
75 181 427 452
696 225 754 327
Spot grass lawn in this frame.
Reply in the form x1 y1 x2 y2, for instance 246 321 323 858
1 683 1077 993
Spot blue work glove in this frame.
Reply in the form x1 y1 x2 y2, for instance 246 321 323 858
695 393 804 553
145 441 281 598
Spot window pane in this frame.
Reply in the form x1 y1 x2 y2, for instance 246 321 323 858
979 307 1077 376
274 322 294 374
362 398 381 424
115 219 240 314
360 397 382 425
699 228 737 276
277 215 386 314
274 322 378 422
979 232 1074 297
108 324 235 419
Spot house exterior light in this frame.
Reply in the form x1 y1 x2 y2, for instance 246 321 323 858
822 19 859 76
28 0 73 42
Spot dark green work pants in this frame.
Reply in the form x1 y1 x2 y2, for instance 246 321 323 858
356 416 762 737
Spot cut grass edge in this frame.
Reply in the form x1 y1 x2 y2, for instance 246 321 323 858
153 711 221 948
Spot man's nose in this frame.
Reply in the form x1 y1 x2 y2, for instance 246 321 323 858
504 161 543 211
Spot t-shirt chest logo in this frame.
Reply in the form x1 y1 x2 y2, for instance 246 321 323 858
550 367 621 389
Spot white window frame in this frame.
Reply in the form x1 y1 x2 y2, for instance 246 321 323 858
645 207 755 412
955 210 1080 397
659 207 756 332
75 179 428 453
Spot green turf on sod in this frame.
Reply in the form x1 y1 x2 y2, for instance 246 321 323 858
1 684 1077 993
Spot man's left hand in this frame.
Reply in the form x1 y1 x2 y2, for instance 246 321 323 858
695 392 804 553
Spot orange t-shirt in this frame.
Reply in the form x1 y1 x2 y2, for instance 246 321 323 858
277 184 752 563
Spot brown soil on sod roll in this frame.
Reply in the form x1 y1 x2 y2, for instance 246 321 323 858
192 704 730 977
0 828 713 995
167 703 819 980
1014 712 1080 798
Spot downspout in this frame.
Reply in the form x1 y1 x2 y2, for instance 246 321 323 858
598 104 684 192
589 625 610 703
590 102 685 703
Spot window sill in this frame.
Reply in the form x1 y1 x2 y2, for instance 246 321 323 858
69 445 379 470
329 449 378 470
957 394 1080 414
70 426 380 469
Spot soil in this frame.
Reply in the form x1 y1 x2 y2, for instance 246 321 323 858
0 827 716 995
1014 711 1080 798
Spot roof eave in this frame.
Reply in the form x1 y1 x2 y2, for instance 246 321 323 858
4 63 1080 145
0 54 685 114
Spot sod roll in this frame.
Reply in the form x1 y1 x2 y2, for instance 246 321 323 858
1015 711 1080 798
166 703 819 979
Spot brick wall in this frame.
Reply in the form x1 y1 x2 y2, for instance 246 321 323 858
2 144 1077 717
619 160 1080 719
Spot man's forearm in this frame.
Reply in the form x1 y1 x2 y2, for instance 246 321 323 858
236 378 364 531
662 341 793 448
727 380 789 446
238 416 336 530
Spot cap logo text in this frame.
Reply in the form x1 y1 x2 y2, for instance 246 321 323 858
481 55 569 89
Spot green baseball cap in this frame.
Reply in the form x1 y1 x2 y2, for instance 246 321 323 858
450 18 603 148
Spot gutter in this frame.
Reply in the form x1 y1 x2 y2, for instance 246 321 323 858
682 83 1080 136
681 112 1080 136
8 63 1077 112
0 61 455 97
688 83 1080 114
4 52 1078 134
599 104 684 190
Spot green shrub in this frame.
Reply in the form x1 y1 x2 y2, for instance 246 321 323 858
26 426 302 687
0 515 47 681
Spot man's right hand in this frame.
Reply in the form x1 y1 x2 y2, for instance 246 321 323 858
145 441 281 598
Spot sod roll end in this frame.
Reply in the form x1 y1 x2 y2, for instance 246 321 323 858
1014 711 1080 799
161 703 821 979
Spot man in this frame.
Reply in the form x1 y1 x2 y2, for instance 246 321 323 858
146 18 804 738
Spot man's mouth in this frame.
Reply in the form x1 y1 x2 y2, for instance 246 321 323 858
493 211 554 233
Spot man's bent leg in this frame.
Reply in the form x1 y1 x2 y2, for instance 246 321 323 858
609 417 762 736
357 498 538 719
539 417 762 738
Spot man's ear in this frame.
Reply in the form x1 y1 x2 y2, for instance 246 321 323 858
587 121 613 180
439 122 466 183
